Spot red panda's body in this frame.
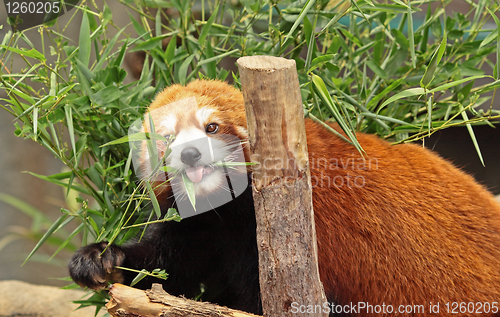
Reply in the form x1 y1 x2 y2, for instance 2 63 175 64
70 80 500 316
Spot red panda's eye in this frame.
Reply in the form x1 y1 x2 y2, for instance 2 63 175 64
206 123 219 134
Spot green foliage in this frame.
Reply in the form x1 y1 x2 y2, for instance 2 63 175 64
1 0 500 309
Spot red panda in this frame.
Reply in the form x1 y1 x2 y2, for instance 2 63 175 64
69 79 500 316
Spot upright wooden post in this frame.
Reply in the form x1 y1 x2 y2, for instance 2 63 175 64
237 56 328 316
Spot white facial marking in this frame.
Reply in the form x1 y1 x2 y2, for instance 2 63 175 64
160 114 177 130
196 107 216 127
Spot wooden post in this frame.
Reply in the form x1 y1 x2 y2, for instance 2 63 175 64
237 56 328 316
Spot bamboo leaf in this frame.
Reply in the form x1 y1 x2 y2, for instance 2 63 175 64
461 109 485 166
198 4 219 46
379 87 425 110
420 31 447 88
366 78 405 109
428 75 489 93
28 172 92 196
283 0 316 45
486 7 500 80
101 132 168 147
178 55 195 85
407 4 416 68
0 46 46 62
65 105 77 161
23 214 69 265
78 12 91 67
131 34 169 52
49 223 82 260
165 35 177 65
181 173 196 211
312 74 364 155
145 181 162 218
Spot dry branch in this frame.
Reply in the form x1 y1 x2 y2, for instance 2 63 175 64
106 283 260 317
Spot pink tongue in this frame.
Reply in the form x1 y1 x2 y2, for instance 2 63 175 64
185 166 204 183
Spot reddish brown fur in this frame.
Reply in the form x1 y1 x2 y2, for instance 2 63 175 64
149 80 500 316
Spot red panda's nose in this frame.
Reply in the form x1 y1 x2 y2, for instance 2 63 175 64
180 147 202 167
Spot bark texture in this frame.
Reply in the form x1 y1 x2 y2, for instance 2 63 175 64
237 55 328 316
106 283 259 317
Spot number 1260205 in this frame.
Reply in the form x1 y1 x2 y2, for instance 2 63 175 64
5 2 60 14
445 302 498 314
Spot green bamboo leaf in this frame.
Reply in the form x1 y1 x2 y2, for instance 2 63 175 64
155 7 162 37
113 38 129 67
364 4 407 12
360 112 416 127
165 35 176 65
204 40 216 79
390 0 409 8
366 78 405 109
87 166 104 190
47 171 73 180
23 214 69 265
49 223 82 260
427 95 432 133
308 54 336 74
461 109 485 166
101 132 168 147
486 7 500 79
129 14 150 40
428 75 488 93
283 0 316 45
78 12 91 67
0 46 46 62
64 105 77 161
33 106 38 142
199 4 219 46
420 4 432 53
407 4 416 68
75 59 94 83
131 269 149 287
198 49 239 66
178 55 195 85
304 16 315 72
131 34 169 52
9 64 41 94
420 31 447 88
391 29 409 49
49 71 57 96
379 87 425 110
9 88 36 105
124 148 133 183
94 26 126 70
311 75 364 155
181 173 196 211
28 172 92 196
479 31 497 49
145 181 162 218
366 60 387 79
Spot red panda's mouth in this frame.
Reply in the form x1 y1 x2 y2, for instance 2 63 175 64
185 166 216 183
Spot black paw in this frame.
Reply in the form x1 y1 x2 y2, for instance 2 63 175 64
68 241 125 290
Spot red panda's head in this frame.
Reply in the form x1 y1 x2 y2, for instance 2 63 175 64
135 80 250 216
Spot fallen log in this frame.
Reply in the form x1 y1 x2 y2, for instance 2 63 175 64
106 283 260 317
